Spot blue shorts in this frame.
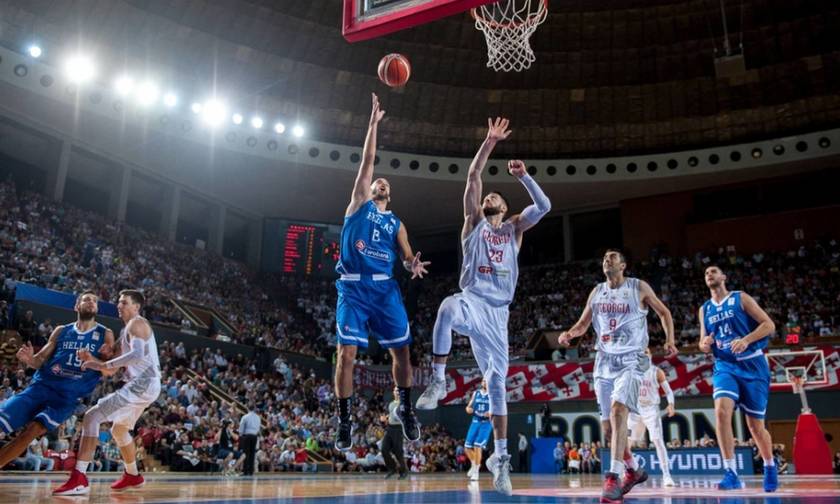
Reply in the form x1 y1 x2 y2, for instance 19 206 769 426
335 278 410 349
712 357 770 419
465 418 493 449
0 382 80 432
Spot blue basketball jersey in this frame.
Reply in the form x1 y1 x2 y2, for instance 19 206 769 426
336 200 402 277
702 291 765 364
472 390 491 421
33 323 109 397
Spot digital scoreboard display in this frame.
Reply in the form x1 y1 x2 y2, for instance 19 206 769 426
262 219 341 277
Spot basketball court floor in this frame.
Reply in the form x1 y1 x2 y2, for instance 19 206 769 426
2 472 839 503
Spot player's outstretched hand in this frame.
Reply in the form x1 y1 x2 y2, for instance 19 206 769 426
486 117 512 142
663 341 678 358
666 404 675 417
410 251 431 279
558 331 574 347
16 342 34 367
508 160 527 179
80 356 105 371
77 348 94 362
698 336 713 353
370 93 385 125
729 338 749 354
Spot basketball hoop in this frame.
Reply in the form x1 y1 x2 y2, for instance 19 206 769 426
471 0 548 72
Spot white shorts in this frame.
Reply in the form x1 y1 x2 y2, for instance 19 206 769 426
628 405 664 442
94 381 161 429
593 351 649 421
448 292 509 416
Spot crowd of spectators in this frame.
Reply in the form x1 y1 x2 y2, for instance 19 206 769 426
2 176 839 365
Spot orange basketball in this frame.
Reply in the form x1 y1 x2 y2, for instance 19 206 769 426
377 53 411 87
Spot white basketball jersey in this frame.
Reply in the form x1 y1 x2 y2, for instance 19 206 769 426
637 364 660 407
459 219 519 307
590 277 649 355
120 316 161 383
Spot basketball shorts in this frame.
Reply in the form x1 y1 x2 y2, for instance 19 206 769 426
0 382 79 432
594 351 649 420
628 405 664 442
465 418 493 449
712 357 770 419
94 378 161 429
335 278 410 350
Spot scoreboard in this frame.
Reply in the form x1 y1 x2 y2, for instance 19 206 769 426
262 219 341 277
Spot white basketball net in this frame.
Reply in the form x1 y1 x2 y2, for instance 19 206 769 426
472 0 548 72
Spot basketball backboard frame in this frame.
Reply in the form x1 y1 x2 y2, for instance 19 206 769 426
767 349 828 392
343 0 496 43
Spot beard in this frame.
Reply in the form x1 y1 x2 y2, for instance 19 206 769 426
482 206 503 217
372 192 390 202
78 309 96 321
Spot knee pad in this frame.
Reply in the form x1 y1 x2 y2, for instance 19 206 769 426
81 407 106 438
111 425 134 447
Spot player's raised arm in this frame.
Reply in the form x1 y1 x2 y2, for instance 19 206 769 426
507 159 551 243
462 118 511 240
558 287 598 346
640 281 677 357
17 325 64 369
346 93 386 217
396 223 430 279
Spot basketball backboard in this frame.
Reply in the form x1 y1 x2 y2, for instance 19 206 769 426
343 0 496 42
767 349 828 391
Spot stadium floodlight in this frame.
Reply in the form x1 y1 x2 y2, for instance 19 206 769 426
232 113 243 125
292 125 305 138
135 81 159 106
63 55 96 84
191 102 203 114
28 46 42 58
114 76 134 96
202 99 228 126
250 116 264 129
274 122 285 134
163 92 178 107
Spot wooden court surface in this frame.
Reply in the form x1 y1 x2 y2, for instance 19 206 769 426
2 471 840 503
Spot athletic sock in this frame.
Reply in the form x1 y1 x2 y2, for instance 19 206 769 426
125 461 139 475
624 452 638 470
763 458 775 467
611 459 626 475
76 460 90 474
494 439 508 456
432 363 446 382
724 458 738 474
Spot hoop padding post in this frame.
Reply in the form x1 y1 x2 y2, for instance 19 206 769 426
793 412 833 474
472 0 548 72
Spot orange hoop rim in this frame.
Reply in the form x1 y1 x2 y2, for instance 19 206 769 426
470 0 548 30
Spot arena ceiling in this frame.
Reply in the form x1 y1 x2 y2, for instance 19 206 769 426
1 0 838 160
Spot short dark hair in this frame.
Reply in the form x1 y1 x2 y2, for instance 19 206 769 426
488 191 509 210
119 289 145 307
605 248 626 264
76 290 98 303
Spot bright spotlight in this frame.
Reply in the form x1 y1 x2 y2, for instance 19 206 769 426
250 117 263 129
163 93 178 107
232 113 243 125
273 122 286 134
28 46 42 58
202 99 228 126
114 76 134 96
292 125 305 138
63 55 96 84
135 81 159 106
191 102 203 114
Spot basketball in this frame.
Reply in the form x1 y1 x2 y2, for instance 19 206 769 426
377 53 411 87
